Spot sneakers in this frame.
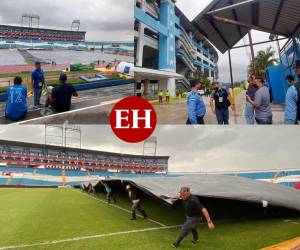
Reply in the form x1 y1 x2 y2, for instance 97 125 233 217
191 239 199 245
172 243 179 248
130 217 136 220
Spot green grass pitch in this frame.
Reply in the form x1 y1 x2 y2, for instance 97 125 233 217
0 188 300 250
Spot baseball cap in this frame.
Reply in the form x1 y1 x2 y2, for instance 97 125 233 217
59 73 67 83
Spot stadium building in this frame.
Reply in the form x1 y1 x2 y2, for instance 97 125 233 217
134 0 219 97
0 140 169 186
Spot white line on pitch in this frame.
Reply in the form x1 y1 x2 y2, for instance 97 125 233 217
0 225 181 250
69 189 166 227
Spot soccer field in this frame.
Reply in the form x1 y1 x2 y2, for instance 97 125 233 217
1 188 300 250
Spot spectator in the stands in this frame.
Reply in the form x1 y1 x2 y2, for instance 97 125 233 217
45 73 78 113
5 76 27 120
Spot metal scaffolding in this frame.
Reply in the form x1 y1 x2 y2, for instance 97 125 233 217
71 20 81 31
45 123 82 149
143 136 157 156
22 14 40 28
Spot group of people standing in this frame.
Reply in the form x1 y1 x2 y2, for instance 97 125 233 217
187 80 231 125
186 60 300 125
5 62 78 121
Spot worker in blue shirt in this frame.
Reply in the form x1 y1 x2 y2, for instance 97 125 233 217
284 75 298 125
5 76 27 120
31 61 45 107
186 79 206 125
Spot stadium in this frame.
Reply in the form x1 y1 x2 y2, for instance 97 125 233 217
0 21 133 53
0 15 134 125
1 137 300 250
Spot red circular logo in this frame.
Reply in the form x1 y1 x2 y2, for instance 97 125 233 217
110 96 157 143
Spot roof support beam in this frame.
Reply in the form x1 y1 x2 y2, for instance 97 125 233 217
206 0 260 15
229 0 242 37
251 2 260 26
272 0 285 31
210 15 288 37
232 37 287 49
206 16 231 48
290 20 300 38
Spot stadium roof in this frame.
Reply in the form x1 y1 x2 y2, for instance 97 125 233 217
192 0 300 53
105 175 300 211
0 140 169 160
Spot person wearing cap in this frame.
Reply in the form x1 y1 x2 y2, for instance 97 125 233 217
247 76 273 124
31 61 45 107
284 75 298 124
244 75 257 125
101 181 116 204
45 73 78 113
168 187 214 248
186 79 206 125
125 184 148 220
5 76 27 120
210 82 231 125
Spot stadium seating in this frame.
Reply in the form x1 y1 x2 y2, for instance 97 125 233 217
0 25 85 42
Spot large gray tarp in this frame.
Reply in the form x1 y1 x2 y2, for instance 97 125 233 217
104 175 300 211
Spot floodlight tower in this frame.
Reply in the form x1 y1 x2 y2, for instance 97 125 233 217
45 123 82 149
30 15 40 28
22 14 31 27
45 125 64 147
21 14 40 28
143 137 157 156
71 19 81 31
63 122 82 149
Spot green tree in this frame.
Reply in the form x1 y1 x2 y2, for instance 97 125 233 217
193 70 211 94
248 46 278 78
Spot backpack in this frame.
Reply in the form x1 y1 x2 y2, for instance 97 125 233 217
296 85 300 121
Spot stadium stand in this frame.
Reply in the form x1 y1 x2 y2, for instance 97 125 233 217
0 140 169 177
0 25 86 41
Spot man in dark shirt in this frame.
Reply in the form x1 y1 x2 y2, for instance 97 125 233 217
126 184 148 220
210 82 231 125
45 73 78 112
169 187 215 248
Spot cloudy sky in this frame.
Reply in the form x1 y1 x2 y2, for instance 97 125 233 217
0 125 299 173
0 0 133 41
176 0 286 82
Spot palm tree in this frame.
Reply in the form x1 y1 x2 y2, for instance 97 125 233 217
248 46 278 78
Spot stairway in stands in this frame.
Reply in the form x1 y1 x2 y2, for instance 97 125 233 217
61 169 67 186
6 175 13 185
